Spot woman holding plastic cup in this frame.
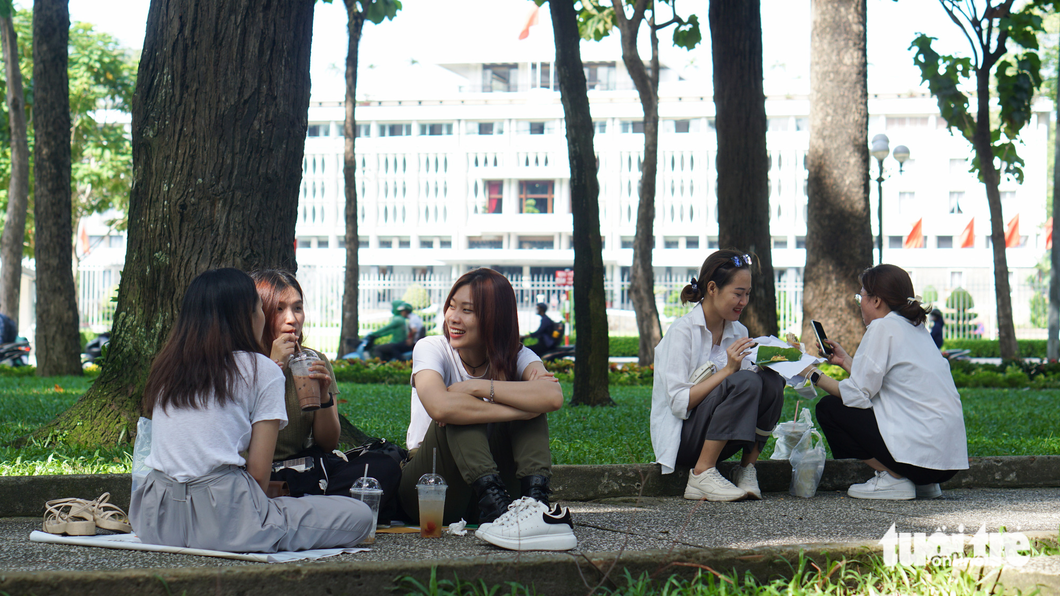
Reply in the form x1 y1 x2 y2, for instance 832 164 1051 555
805 264 968 500
398 268 576 551
253 270 402 518
650 249 786 502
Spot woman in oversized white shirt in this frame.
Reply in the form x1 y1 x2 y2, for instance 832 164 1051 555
651 250 786 502
806 264 968 501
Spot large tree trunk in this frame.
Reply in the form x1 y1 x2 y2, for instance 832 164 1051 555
550 0 612 407
710 0 776 338
33 0 83 377
974 63 1018 359
36 0 313 445
0 14 28 327
1049 55 1060 361
804 0 872 351
612 0 661 365
339 3 366 359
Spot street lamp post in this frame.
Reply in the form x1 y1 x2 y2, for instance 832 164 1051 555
869 134 910 265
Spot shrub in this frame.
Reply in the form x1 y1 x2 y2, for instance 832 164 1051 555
332 358 411 385
609 336 639 357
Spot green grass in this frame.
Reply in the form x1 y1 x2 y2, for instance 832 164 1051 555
0 376 1058 474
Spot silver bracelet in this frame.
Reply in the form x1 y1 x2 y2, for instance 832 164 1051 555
488 378 495 403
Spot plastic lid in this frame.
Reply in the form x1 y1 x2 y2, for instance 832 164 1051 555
416 472 447 487
290 351 319 364
351 476 382 491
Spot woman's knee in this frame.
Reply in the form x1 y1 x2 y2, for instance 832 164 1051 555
815 394 842 425
729 369 763 393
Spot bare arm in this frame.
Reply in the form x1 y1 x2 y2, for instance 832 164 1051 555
246 419 281 494
448 361 563 413
415 370 539 425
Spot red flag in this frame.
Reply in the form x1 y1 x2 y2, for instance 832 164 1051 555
518 5 539 40
1005 214 1020 248
959 218 974 248
1047 217 1053 250
904 219 924 249
80 227 90 255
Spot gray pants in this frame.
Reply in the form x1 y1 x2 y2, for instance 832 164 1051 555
130 465 373 553
676 368 785 466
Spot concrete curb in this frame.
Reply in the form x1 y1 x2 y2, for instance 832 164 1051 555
0 541 881 596
3 456 1058 517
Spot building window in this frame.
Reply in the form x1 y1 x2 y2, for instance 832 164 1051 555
620 120 645 134
795 117 809 131
937 235 953 248
584 62 616 90
519 181 554 213
1000 191 1016 202
664 238 679 249
419 238 434 249
773 237 788 249
469 238 503 249
536 62 552 89
108 235 125 248
297 238 312 249
439 238 452 249
795 236 806 249
886 116 930 128
621 237 634 249
673 119 691 133
307 124 328 137
949 158 966 175
686 236 699 249
519 237 554 250
948 192 964 214
486 181 503 214
379 124 411 137
593 121 607 134
767 118 789 132
359 237 368 248
888 236 903 249
529 122 546 135
483 63 518 92
898 192 916 214
398 238 411 249
317 237 329 249
950 271 964 288
354 124 371 138
475 122 504 135
420 123 453 136
707 236 719 249
379 237 394 249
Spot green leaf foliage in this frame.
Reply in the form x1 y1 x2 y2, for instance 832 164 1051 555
357 0 401 25
671 13 701 50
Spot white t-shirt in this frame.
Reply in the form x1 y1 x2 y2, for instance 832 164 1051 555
146 351 288 481
405 336 540 451
838 311 969 471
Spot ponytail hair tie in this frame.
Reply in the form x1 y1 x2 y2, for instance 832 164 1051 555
689 277 699 292
907 295 930 311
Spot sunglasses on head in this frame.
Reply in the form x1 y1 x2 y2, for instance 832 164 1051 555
731 254 752 268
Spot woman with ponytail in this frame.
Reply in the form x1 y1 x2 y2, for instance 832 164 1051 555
805 264 968 500
651 249 785 502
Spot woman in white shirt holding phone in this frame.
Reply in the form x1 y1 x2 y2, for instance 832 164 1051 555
651 249 786 502
805 264 968 500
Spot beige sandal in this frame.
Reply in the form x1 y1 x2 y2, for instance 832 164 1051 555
88 493 132 533
43 498 96 536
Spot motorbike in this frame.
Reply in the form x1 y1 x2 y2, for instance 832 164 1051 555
0 337 31 367
81 332 110 367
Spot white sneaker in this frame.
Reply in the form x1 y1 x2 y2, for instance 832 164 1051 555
915 483 942 499
684 467 747 502
731 464 762 500
847 471 915 500
475 497 577 551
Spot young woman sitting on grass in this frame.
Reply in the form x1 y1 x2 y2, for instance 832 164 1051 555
651 249 786 502
805 264 968 500
130 268 373 552
397 268 575 551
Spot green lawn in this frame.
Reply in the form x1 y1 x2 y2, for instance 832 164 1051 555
0 376 1057 475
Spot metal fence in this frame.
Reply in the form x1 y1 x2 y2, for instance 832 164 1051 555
76 264 1049 355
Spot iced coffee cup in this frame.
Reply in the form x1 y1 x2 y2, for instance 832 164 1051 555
289 351 322 411
349 476 383 544
416 472 447 538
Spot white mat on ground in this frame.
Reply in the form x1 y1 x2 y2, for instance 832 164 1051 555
29 531 368 563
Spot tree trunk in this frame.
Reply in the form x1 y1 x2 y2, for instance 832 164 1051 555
550 0 612 407
974 62 1019 359
1049 53 1060 361
33 0 83 377
35 0 313 445
0 14 28 327
612 0 661 365
710 0 777 339
804 0 872 351
339 3 366 359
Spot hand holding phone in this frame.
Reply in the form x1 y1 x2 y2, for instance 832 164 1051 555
811 320 832 357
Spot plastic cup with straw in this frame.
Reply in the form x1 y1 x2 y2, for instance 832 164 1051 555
416 448 447 538
349 463 383 544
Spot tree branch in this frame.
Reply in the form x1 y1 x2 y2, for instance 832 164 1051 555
940 0 981 67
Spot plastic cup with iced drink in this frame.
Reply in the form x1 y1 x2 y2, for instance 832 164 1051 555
349 476 384 544
289 351 322 411
416 472 447 538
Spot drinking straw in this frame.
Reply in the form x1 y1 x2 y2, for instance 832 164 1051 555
362 463 369 485
794 400 801 422
432 448 437 477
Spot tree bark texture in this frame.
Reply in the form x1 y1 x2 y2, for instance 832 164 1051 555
709 0 777 338
339 3 366 358
612 0 661 366
804 0 872 351
39 0 313 445
974 62 1018 359
550 0 613 407
0 15 28 325
1049 56 1060 361
33 0 83 377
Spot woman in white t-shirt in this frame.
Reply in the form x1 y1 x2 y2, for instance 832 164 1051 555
397 268 574 551
805 264 968 501
651 250 786 502
129 268 373 552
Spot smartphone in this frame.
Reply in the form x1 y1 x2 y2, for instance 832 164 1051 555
810 320 833 357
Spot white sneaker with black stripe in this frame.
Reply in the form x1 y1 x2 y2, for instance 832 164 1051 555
475 497 577 551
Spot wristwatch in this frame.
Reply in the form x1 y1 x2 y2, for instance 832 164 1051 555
809 370 822 386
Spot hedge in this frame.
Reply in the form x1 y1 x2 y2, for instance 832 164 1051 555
943 339 1047 359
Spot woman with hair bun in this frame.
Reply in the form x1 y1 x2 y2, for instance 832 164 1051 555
651 249 785 502
806 264 968 500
